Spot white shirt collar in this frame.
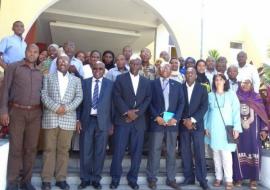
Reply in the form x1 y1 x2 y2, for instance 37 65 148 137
92 77 103 83
129 72 139 79
57 70 69 78
186 81 195 89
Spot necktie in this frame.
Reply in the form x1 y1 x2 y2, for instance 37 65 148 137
92 79 99 109
162 79 169 111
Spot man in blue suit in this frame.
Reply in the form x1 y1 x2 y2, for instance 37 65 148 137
110 55 152 190
77 61 113 189
146 62 185 190
179 67 209 190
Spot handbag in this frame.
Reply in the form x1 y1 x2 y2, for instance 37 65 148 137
214 93 239 144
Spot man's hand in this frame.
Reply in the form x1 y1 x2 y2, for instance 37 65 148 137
56 105 66 115
0 113 9 126
68 65 78 74
260 131 268 141
233 130 239 139
76 121 82 134
183 118 194 130
108 125 114 136
0 57 7 70
167 118 177 126
156 116 166 126
205 129 210 137
127 109 139 121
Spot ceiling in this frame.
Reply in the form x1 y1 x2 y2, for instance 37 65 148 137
36 0 162 54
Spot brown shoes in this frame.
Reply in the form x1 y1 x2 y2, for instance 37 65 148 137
166 180 181 190
148 181 157 189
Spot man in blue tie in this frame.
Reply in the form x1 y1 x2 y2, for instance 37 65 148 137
110 55 152 189
146 62 185 190
77 61 113 189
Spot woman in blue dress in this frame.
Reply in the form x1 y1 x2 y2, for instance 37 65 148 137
204 73 242 190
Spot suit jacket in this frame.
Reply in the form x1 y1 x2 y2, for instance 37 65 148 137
180 82 208 132
149 79 185 132
78 77 113 131
41 72 83 130
113 72 152 130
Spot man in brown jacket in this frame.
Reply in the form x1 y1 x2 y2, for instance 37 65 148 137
0 44 43 190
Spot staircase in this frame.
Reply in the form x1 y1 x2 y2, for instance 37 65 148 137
32 153 268 190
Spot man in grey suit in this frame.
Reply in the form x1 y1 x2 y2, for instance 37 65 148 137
77 61 114 189
41 54 83 190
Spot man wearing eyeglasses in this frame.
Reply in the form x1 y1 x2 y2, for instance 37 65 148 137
77 61 113 190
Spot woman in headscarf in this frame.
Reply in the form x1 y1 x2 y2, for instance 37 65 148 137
169 57 185 83
38 44 59 75
196 59 211 93
233 77 269 189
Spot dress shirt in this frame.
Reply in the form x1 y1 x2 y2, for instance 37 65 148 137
160 77 170 111
57 71 69 100
0 61 43 114
186 82 196 123
130 72 140 95
228 79 239 92
90 77 103 115
205 69 217 87
0 35 27 64
49 56 84 77
237 63 260 93
105 66 128 81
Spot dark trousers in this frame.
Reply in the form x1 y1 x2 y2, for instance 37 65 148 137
180 131 207 184
7 107 41 184
110 125 144 183
79 116 108 183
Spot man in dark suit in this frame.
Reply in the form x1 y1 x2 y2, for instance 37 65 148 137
77 61 113 189
110 55 152 190
146 62 185 190
180 67 209 190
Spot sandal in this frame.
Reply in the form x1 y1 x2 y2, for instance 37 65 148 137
249 180 257 190
225 182 234 190
234 180 242 187
213 180 222 187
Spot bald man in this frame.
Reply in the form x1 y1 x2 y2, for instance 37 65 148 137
0 44 43 190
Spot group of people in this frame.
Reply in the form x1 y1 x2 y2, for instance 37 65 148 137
0 21 269 190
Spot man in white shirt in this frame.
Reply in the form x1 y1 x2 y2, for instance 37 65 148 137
41 55 83 190
49 41 84 78
205 57 217 87
237 51 260 93
110 55 152 190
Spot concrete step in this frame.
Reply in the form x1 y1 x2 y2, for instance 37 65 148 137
31 175 269 190
33 152 215 173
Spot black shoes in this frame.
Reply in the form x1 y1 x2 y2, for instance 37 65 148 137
200 182 210 190
41 182 51 190
110 181 119 189
148 180 157 189
55 181 70 190
128 181 139 190
92 181 102 189
180 179 195 186
78 180 91 189
20 182 36 190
